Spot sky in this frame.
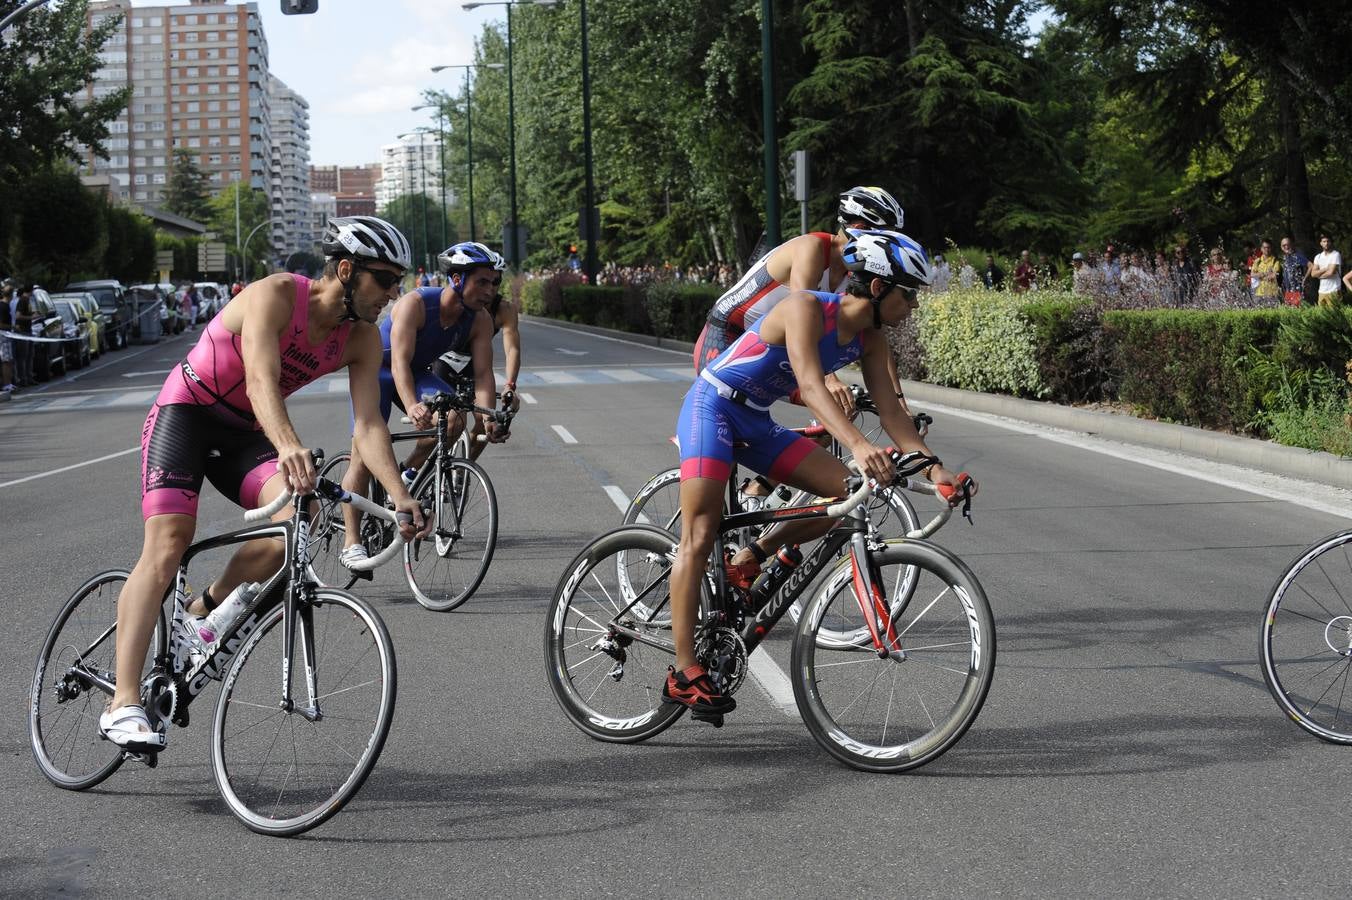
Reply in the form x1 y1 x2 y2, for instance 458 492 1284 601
130 0 509 166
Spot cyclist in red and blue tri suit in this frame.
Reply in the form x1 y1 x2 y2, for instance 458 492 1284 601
664 230 976 717
694 186 907 417
101 217 425 750
338 241 507 568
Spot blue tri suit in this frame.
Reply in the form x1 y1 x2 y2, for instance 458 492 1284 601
370 286 479 422
676 290 863 483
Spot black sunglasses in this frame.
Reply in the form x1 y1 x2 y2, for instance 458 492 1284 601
352 262 404 290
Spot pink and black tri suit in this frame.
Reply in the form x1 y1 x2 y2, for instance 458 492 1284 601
676 290 862 484
692 232 846 372
139 274 352 519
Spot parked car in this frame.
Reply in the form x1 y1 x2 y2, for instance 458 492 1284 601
27 287 66 381
64 279 130 350
49 291 104 358
51 299 92 370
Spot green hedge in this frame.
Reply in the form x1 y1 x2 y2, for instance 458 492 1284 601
916 288 1049 397
1103 308 1286 431
1020 297 1103 402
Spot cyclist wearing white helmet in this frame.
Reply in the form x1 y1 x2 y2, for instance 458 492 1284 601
100 215 425 751
664 229 975 717
695 185 909 415
337 240 511 569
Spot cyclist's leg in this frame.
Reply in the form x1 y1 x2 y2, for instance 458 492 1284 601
342 369 394 548
111 514 194 712
729 435 851 566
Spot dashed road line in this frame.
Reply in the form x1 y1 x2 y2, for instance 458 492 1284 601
552 425 578 444
603 485 636 517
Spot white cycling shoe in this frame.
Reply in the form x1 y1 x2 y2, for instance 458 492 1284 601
340 544 370 569
99 704 167 751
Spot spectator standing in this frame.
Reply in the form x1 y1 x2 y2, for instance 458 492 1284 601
1012 250 1034 292
1099 245 1122 297
982 254 1006 290
1172 246 1200 304
1251 239 1281 304
1279 236 1310 306
417 267 432 287
1311 234 1342 306
13 287 35 386
0 291 14 392
182 283 200 331
957 255 976 289
1243 243 1260 299
1201 248 1233 304
1121 250 1158 303
930 254 952 292
1035 253 1059 290
1070 252 1091 295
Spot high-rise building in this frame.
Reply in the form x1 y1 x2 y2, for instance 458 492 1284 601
310 163 380 217
84 1 275 231
268 74 311 263
310 192 337 252
376 134 444 213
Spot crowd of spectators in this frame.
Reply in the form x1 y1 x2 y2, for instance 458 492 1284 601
525 260 740 288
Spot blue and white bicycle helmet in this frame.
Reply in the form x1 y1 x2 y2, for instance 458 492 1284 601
437 241 506 275
321 216 412 271
842 229 932 289
837 186 905 231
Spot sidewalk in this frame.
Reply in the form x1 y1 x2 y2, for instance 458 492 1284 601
523 314 1352 489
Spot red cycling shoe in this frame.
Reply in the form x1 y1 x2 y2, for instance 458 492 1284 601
662 664 736 715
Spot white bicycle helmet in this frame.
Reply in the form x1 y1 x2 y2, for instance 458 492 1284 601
842 229 933 289
437 241 506 274
321 216 413 271
837 186 905 230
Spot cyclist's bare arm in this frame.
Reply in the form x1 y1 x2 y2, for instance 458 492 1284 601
498 299 522 388
860 330 965 493
238 277 312 493
388 290 430 428
468 312 500 437
345 325 423 537
778 234 853 414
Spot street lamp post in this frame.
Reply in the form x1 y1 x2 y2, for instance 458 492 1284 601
412 103 449 252
461 0 557 269
431 62 504 245
397 130 432 272
241 218 273 282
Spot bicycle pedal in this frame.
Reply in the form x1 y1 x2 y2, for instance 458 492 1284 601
690 711 724 728
353 569 373 582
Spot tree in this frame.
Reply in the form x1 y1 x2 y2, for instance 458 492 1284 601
164 149 212 224
102 204 157 284
206 182 271 280
380 192 450 274
10 163 107 287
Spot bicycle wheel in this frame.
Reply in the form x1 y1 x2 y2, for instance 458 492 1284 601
1261 529 1352 743
311 452 358 588
30 570 166 790
211 587 396 837
621 467 684 533
546 525 692 742
792 539 995 773
404 458 498 611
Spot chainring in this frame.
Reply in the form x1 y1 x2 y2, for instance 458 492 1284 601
695 626 747 697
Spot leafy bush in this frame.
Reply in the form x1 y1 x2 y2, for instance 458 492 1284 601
560 284 650 333
1020 297 1106 402
519 277 546 316
884 317 926 381
916 288 1046 396
1103 308 1285 431
643 283 719 341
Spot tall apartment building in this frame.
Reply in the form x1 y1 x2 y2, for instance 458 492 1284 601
375 134 445 213
310 163 380 217
310 192 337 251
268 73 311 262
84 1 274 228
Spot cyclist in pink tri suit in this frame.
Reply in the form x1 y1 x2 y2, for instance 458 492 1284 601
663 230 975 717
100 216 426 751
693 186 908 417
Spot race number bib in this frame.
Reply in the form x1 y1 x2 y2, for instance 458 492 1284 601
437 350 472 374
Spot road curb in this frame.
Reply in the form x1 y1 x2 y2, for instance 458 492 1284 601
522 313 1352 489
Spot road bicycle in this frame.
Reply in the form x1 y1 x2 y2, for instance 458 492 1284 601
546 451 994 773
1260 527 1352 743
312 390 512 611
29 462 403 837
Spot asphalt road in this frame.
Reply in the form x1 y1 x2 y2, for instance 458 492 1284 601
2 319 1350 897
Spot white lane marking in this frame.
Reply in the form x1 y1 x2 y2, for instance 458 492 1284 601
55 339 178 386
522 317 691 356
920 400 1352 520
603 485 638 519
538 370 584 385
0 446 139 490
605 368 657 382
552 425 578 444
556 348 588 356
520 392 537 405
120 370 172 378
748 647 800 718
41 395 93 410
663 367 696 379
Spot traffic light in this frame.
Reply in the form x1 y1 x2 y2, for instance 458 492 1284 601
281 0 318 14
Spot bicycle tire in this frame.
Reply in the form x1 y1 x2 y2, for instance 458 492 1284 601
30 570 166 790
1261 528 1352 744
545 525 691 743
792 540 994 773
211 587 397 836
404 458 498 611
312 451 360 589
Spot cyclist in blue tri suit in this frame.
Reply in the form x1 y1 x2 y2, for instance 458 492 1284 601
339 241 506 568
664 230 976 717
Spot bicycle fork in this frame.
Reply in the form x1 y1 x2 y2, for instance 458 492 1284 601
848 532 905 659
